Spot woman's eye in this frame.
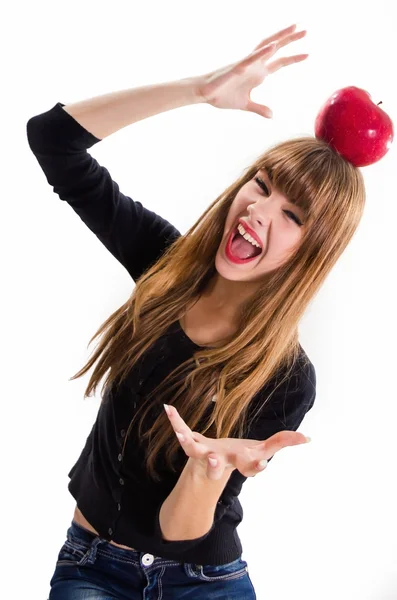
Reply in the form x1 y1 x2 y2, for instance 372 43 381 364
284 210 303 226
254 177 302 227
254 177 269 195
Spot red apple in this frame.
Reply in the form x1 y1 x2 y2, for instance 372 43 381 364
314 86 394 167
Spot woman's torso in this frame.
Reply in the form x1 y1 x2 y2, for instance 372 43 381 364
72 299 237 551
73 505 138 550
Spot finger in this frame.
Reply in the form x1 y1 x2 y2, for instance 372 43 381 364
164 406 214 463
269 29 307 53
266 53 309 75
245 100 273 119
174 432 203 462
237 42 278 71
252 23 297 51
164 404 193 438
174 429 210 461
259 430 310 459
233 445 269 478
164 404 199 453
249 459 269 478
240 30 307 72
206 453 228 481
253 28 306 54
233 455 268 478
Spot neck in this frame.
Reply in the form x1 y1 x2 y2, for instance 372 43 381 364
202 273 260 322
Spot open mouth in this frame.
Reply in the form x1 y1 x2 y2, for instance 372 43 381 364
225 224 263 264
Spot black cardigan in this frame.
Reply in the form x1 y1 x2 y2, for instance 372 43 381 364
26 102 316 566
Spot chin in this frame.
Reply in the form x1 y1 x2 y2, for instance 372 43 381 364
214 250 258 282
214 247 282 285
214 260 242 281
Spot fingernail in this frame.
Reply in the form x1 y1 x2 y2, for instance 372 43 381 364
175 431 185 443
305 436 312 443
163 404 171 416
208 457 218 467
257 459 268 470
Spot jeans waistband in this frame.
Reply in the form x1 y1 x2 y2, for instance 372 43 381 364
69 520 138 553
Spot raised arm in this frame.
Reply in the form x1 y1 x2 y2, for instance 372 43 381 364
26 79 204 281
61 78 204 139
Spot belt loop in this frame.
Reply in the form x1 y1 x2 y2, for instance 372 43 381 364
81 536 106 565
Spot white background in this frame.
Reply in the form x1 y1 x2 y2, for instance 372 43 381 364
2 0 397 598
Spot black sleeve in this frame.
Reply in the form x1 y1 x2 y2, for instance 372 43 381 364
246 354 317 452
26 102 181 281
214 354 317 519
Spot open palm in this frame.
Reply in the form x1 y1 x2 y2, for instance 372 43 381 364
164 403 310 481
196 23 309 118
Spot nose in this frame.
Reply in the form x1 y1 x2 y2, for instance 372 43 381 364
247 204 271 229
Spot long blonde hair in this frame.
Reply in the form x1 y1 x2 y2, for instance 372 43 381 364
70 136 366 481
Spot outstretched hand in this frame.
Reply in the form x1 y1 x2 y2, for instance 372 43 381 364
195 23 309 119
163 403 311 481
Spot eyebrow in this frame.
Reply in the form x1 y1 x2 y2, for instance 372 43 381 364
260 169 308 214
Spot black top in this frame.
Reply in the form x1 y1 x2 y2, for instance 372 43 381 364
26 102 317 566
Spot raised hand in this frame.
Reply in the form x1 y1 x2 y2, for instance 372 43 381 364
163 403 311 481
195 23 309 118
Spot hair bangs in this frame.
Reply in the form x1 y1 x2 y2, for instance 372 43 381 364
257 136 346 223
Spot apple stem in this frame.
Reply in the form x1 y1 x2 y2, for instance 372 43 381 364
377 101 383 106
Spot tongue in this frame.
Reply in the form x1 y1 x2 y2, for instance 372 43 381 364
231 233 261 260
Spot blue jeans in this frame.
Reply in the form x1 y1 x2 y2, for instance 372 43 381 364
48 520 256 599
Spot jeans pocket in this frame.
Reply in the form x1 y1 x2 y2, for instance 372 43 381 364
186 557 249 582
55 536 89 567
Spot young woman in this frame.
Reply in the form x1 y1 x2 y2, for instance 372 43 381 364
27 23 365 600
